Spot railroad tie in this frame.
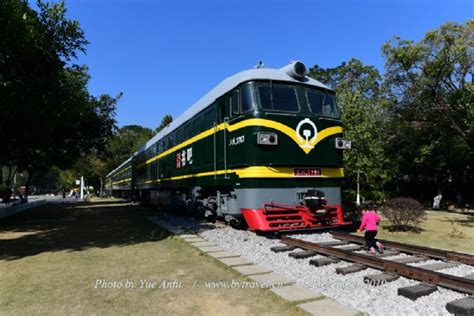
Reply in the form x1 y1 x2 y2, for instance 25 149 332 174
398 283 438 301
270 245 297 253
364 273 400 286
392 256 429 264
337 244 364 251
335 264 367 275
446 296 474 315
318 240 349 247
417 262 460 271
309 257 340 267
375 249 400 257
288 250 318 259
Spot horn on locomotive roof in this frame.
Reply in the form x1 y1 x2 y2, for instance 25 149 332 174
280 60 307 80
254 60 264 69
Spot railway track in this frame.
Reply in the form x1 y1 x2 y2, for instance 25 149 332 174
331 231 474 265
272 233 474 313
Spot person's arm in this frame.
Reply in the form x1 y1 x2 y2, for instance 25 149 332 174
357 214 367 233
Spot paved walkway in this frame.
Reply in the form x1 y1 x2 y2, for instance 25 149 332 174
149 216 361 316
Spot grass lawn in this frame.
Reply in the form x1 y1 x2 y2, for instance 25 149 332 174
376 210 474 253
0 200 307 315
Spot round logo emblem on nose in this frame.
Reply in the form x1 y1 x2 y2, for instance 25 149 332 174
296 118 318 149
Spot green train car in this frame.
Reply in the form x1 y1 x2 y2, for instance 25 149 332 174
106 61 352 232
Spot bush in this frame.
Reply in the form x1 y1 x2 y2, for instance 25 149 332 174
381 197 425 231
0 184 8 194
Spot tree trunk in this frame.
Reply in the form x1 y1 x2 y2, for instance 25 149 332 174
99 177 103 197
5 165 15 186
24 172 32 202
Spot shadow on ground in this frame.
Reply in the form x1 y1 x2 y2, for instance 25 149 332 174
0 200 170 261
440 215 474 228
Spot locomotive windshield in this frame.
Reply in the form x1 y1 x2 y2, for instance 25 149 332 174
306 89 340 119
255 82 340 119
257 83 299 112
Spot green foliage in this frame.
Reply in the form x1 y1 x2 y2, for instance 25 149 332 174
382 197 425 231
105 125 154 171
0 184 8 195
382 20 474 196
57 169 76 190
0 0 119 194
155 114 173 134
364 190 386 204
342 189 357 202
309 59 391 192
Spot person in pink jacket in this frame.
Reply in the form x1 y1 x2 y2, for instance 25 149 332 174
357 206 383 254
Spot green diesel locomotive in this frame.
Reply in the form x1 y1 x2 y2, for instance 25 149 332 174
106 61 352 231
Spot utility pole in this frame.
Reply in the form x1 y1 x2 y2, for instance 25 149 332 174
80 176 84 199
356 169 361 206
12 173 17 198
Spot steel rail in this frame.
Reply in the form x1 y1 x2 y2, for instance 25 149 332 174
330 232 474 265
281 236 474 294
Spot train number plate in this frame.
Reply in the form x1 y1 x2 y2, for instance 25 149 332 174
293 168 322 177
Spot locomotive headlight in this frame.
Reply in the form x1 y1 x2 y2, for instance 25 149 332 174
335 137 351 150
257 132 278 145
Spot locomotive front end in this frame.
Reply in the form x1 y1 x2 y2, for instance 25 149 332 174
229 62 352 231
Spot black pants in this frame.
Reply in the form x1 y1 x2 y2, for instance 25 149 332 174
364 230 378 250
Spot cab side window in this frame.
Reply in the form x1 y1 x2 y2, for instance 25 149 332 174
241 83 254 112
230 90 239 116
218 99 228 123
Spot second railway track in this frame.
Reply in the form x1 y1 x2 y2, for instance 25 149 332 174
331 231 474 265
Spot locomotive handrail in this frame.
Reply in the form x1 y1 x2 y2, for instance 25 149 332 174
213 122 217 179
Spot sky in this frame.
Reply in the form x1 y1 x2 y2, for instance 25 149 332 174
50 0 473 130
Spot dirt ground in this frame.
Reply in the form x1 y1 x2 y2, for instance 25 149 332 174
0 200 307 315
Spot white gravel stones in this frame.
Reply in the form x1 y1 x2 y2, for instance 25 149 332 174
434 264 474 277
200 227 469 315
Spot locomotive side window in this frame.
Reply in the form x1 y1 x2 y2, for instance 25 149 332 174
306 89 340 119
323 94 339 118
218 99 228 123
177 129 183 143
241 83 254 112
231 91 239 116
203 108 215 129
258 84 272 110
193 115 201 134
184 123 191 139
258 83 299 113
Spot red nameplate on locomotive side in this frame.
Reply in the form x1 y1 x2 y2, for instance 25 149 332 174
293 168 322 177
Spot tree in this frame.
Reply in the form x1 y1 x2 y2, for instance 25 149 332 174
309 59 391 198
155 114 173 134
382 20 474 198
0 0 119 198
104 125 153 172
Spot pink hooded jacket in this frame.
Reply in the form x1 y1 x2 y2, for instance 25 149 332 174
359 211 380 232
